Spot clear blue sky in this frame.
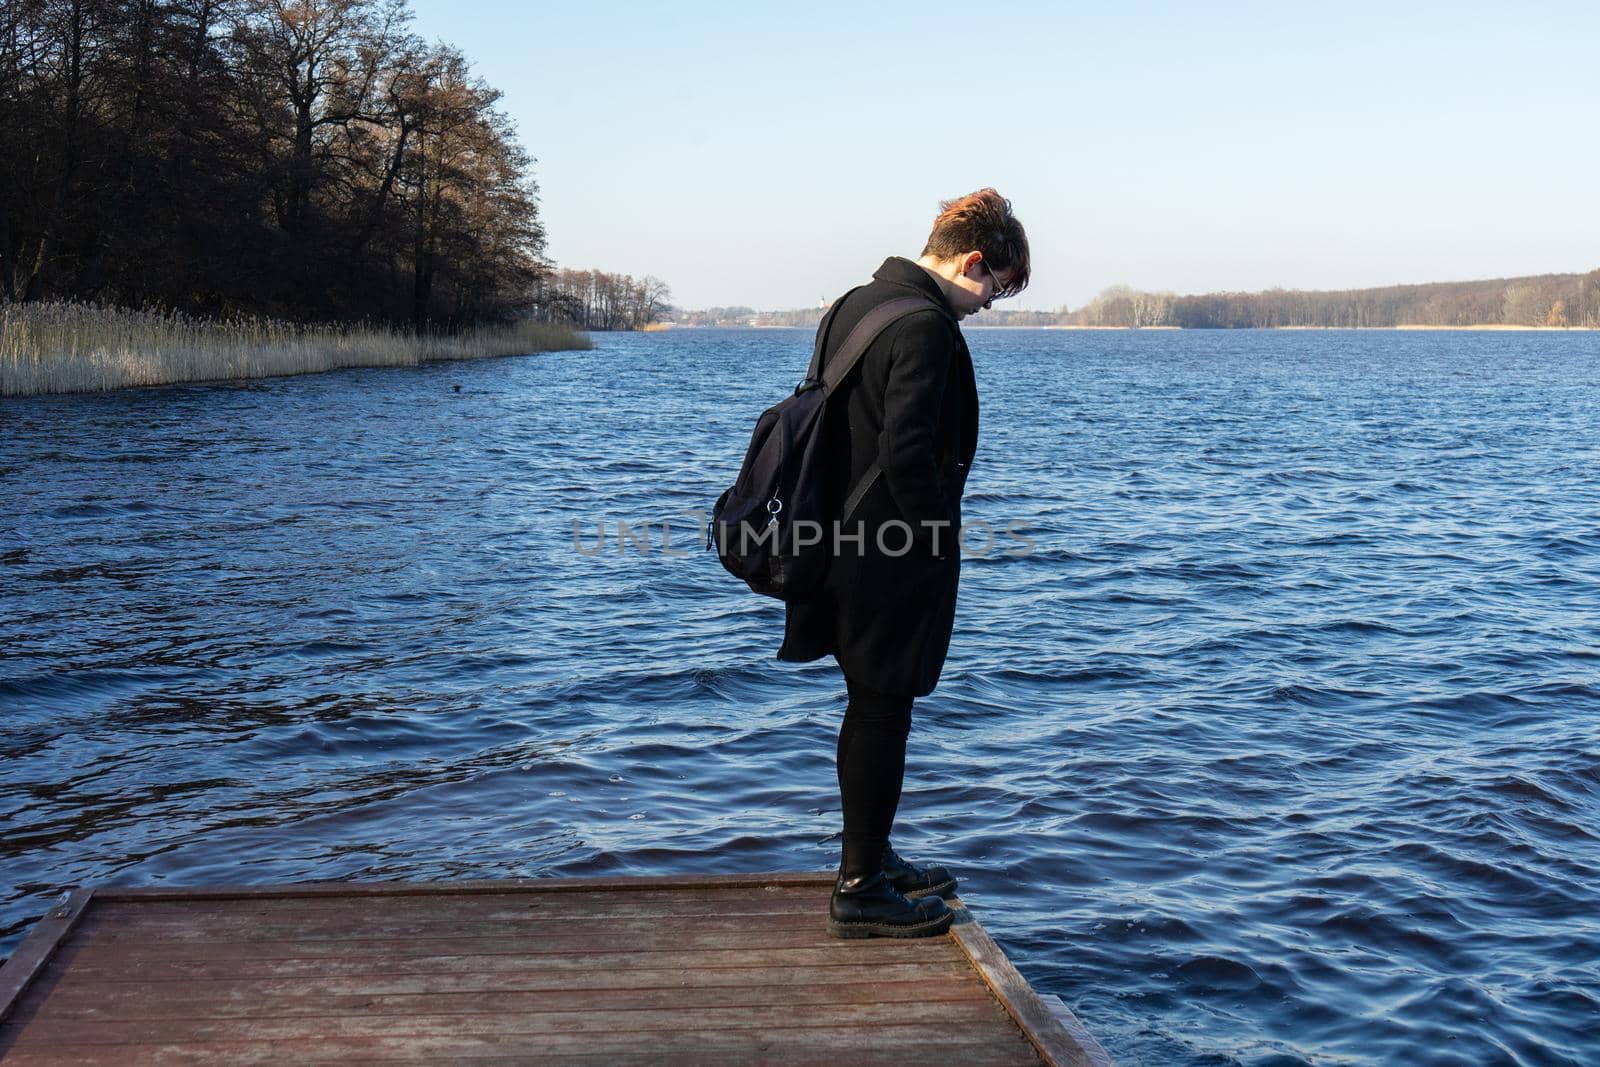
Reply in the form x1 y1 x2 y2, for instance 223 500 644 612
405 0 1599 311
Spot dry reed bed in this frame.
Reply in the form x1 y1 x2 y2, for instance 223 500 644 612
0 302 591 397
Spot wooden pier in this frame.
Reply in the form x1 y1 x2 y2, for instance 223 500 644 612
0 872 1112 1065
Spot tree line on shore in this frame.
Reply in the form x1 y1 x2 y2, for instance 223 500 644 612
531 269 672 331
666 269 1599 330
1 0 553 329
1061 270 1600 329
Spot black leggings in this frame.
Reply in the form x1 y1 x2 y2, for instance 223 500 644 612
836 674 913 878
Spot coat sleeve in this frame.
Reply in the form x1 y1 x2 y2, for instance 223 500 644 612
877 312 955 542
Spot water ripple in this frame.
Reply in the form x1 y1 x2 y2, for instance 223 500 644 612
3 329 1600 1065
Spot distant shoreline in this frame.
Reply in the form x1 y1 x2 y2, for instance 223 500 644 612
674 266 1600 330
651 323 1597 332
1034 324 1598 332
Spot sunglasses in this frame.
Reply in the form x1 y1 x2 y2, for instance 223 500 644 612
976 258 1017 306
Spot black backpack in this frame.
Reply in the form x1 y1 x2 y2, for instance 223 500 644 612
708 291 940 600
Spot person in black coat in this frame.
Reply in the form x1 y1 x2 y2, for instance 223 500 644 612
778 189 1030 938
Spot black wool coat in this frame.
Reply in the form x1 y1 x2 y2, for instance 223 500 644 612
777 256 979 697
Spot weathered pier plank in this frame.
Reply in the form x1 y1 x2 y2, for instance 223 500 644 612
0 872 1112 1065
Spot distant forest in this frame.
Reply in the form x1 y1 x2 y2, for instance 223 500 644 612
677 269 1600 329
1063 270 1600 329
1 0 550 328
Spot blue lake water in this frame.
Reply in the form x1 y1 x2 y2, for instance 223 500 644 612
2 327 1598 1064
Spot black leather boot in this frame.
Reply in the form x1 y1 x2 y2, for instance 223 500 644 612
883 842 958 900
827 870 953 939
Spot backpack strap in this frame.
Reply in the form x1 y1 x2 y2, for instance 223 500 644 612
820 295 941 393
803 286 859 383
818 294 945 524
839 459 882 525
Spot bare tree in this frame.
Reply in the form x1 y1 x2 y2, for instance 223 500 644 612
536 268 673 330
0 0 548 326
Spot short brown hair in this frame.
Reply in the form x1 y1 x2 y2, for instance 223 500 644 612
920 188 1030 297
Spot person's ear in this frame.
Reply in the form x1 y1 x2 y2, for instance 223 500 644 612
961 251 984 277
